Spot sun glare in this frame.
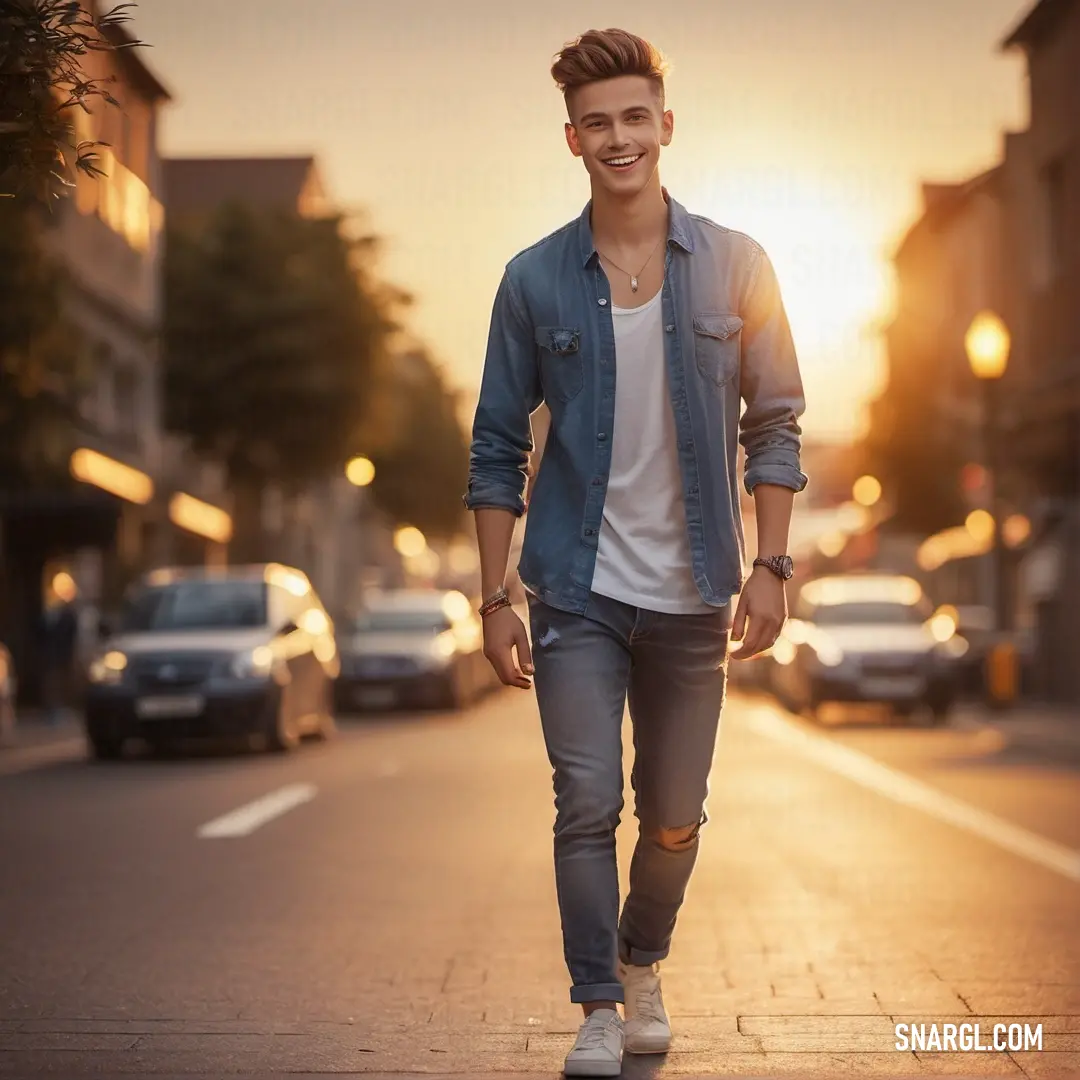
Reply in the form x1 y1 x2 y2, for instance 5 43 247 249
685 169 891 441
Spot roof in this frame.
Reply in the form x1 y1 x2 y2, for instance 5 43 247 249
161 156 323 216
1001 0 1076 48
100 11 171 102
894 166 1001 262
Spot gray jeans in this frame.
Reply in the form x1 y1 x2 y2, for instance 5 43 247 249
528 591 730 1004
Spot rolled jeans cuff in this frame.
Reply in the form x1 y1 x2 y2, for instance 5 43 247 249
569 981 625 1005
618 940 670 967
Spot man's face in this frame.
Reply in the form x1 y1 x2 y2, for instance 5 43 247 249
565 75 673 196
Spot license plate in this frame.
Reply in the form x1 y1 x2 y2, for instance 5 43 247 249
860 676 924 699
135 695 205 719
354 686 396 709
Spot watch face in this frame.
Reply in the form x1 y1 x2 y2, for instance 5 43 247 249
781 556 794 580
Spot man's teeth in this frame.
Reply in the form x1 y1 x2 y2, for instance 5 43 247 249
605 154 641 166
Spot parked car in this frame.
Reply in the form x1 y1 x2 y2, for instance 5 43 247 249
768 573 968 724
0 641 16 746
336 589 495 711
83 564 338 759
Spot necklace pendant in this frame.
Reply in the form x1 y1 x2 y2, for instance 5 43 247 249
630 276 639 292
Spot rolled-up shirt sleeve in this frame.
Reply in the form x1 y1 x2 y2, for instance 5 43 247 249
738 243 809 496
462 266 542 516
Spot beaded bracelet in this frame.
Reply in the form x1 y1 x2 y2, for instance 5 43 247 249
478 587 511 617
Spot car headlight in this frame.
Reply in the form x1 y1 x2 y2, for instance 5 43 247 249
230 645 276 680
416 631 457 670
88 650 128 685
814 643 845 667
934 636 970 661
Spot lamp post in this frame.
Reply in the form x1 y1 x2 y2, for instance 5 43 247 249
345 456 375 613
964 311 1014 705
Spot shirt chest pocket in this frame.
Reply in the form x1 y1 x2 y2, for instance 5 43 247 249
535 326 584 402
692 313 742 389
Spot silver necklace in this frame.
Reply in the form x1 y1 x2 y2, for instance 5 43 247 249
596 235 664 292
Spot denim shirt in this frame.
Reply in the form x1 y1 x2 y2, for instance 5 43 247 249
464 188 808 616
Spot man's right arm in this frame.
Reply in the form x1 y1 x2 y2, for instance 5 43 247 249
464 266 542 601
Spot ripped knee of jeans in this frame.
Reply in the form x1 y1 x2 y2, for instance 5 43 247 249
650 814 705 851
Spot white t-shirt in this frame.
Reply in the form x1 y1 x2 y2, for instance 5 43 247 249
590 288 715 614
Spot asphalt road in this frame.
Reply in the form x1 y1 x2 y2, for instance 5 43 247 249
1 685 1078 1079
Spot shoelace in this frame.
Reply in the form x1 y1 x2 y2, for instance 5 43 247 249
577 1013 618 1049
632 984 664 1020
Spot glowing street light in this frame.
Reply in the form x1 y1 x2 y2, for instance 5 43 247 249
393 525 427 559
965 311 1010 381
345 456 375 487
852 475 882 508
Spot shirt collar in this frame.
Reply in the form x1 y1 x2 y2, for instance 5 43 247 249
576 185 694 268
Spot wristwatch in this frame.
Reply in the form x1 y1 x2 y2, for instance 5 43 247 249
753 555 794 581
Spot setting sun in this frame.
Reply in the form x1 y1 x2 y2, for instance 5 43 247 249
684 168 891 441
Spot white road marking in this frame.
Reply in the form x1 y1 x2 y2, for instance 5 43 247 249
197 783 317 839
743 707 1080 883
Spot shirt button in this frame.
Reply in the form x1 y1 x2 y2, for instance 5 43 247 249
597 433 607 441
592 477 603 485
665 323 675 332
598 298 608 306
585 528 595 536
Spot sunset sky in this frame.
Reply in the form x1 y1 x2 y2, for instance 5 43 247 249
129 0 1034 443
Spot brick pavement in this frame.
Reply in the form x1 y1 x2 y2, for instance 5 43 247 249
1 688 1076 1077
212 690 1075 1078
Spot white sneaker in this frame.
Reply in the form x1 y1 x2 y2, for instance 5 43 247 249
563 1008 624 1077
619 961 672 1053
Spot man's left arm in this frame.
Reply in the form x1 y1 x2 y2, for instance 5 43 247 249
731 243 808 660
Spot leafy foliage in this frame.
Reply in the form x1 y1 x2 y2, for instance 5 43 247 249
0 0 144 201
163 202 402 491
368 350 470 541
862 387 966 535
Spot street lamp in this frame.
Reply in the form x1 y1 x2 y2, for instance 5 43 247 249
964 310 1015 705
964 312 1010 381
345 456 375 487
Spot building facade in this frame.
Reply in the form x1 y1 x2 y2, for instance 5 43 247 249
870 0 1080 703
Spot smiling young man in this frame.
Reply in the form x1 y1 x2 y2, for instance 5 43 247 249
463 27 807 1078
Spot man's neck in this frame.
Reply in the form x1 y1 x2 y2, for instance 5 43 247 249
588 175 669 252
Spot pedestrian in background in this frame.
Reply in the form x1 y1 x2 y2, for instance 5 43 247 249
464 28 807 1077
38 572 79 726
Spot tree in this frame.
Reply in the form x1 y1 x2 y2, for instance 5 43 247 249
0 0 143 201
0 196 86 486
368 348 470 541
862 383 966 536
163 202 405 556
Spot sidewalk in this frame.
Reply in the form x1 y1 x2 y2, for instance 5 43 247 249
0 709 85 774
954 700 1080 758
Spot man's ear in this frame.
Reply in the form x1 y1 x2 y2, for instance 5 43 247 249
660 110 674 147
565 121 581 158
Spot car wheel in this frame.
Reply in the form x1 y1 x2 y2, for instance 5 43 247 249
88 733 124 761
926 700 952 727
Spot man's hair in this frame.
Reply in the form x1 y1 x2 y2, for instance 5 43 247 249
550 28 670 121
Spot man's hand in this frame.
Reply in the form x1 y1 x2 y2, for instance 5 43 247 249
482 605 534 688
730 566 787 660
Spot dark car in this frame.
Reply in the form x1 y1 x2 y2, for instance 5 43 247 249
336 589 495 711
768 573 968 724
83 564 339 759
